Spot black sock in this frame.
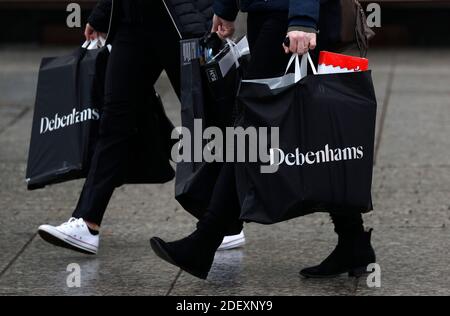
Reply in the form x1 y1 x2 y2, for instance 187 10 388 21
88 227 99 235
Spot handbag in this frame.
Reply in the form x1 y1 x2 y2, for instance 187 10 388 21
320 0 375 57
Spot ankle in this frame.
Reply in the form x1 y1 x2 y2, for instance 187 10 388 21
85 221 100 232
186 228 224 252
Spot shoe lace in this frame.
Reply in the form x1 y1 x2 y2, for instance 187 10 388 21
61 217 85 229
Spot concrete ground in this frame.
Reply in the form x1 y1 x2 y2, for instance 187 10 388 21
0 46 449 296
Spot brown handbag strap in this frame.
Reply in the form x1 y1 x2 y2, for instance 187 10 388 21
353 0 376 57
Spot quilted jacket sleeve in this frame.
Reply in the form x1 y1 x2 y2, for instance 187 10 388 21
87 0 112 33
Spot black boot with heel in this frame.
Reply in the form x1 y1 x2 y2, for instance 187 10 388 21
300 213 376 279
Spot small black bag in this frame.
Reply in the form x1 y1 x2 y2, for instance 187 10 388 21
175 36 249 218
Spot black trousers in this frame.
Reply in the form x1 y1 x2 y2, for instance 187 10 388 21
198 11 363 236
72 3 180 225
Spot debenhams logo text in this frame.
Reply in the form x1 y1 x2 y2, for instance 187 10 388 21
270 144 364 166
40 108 100 134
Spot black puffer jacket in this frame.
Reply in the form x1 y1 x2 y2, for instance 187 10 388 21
88 0 214 41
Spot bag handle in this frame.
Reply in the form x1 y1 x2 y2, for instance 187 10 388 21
225 37 237 48
284 53 318 82
225 38 240 68
88 39 100 50
81 36 107 50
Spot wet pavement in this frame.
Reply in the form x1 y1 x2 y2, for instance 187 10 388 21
0 46 449 296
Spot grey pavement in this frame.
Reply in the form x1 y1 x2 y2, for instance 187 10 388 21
0 45 449 296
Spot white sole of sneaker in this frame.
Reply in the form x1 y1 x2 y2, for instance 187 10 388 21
218 237 246 251
38 226 98 255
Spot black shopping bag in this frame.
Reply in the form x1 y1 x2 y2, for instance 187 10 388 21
202 37 250 129
26 41 108 190
175 37 249 218
235 53 377 224
26 41 175 190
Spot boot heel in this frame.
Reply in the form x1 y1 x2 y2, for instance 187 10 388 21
348 266 368 277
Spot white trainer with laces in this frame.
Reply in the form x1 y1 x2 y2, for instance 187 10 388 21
38 218 99 255
218 231 246 251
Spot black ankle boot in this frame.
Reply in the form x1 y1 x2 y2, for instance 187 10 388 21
150 229 224 280
300 229 376 278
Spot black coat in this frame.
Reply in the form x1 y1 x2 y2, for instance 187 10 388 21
88 0 214 42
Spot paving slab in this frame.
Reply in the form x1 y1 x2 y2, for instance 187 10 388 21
376 93 450 166
368 166 450 228
355 227 450 296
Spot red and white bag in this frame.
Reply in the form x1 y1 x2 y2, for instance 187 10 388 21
318 51 369 74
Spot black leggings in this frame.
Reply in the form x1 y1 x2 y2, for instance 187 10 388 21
73 2 181 225
198 11 363 236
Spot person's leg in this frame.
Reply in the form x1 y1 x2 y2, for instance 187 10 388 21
216 11 289 237
72 24 163 227
147 0 182 100
248 11 377 280
150 11 293 279
245 11 290 79
331 213 364 235
150 164 240 279
146 1 246 239
210 11 290 237
300 212 376 278
38 24 165 254
197 164 242 234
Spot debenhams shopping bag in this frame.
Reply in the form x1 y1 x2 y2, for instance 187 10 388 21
235 53 377 224
26 40 108 190
26 39 175 190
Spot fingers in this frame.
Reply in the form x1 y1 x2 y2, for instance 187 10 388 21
84 23 106 42
217 26 235 39
216 24 235 39
285 37 307 55
212 15 235 39
84 24 97 41
309 36 317 50
297 39 307 55
289 36 297 55
284 32 317 55
295 35 308 55
211 15 220 33
84 25 91 41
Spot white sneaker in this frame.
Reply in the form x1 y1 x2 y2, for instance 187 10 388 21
218 231 246 251
38 218 99 255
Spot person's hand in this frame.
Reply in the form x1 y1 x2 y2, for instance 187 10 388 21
84 23 107 41
283 31 317 55
211 14 235 39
